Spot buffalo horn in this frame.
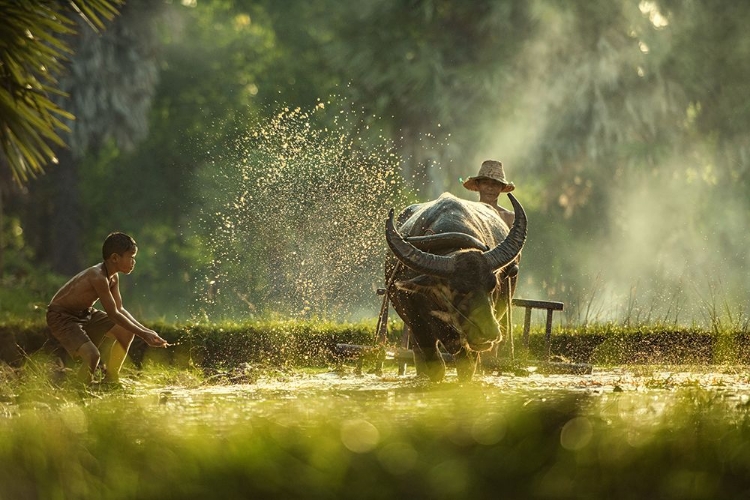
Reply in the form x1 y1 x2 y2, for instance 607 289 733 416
385 209 456 277
482 193 527 271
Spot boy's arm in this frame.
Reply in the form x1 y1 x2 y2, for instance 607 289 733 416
110 285 148 330
120 307 149 331
93 274 166 347
124 309 167 347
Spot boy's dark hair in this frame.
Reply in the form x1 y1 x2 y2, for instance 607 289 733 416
102 232 137 260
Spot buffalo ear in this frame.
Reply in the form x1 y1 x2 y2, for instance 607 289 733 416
394 274 441 294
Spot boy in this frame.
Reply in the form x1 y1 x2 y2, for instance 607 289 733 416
46 232 167 384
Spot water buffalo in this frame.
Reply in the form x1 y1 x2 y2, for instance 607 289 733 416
385 192 527 381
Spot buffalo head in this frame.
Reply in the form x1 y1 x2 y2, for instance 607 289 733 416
385 193 527 353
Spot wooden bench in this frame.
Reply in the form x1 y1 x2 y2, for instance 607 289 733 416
512 298 564 360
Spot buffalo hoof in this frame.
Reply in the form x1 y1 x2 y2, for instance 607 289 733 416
455 350 478 382
414 356 446 382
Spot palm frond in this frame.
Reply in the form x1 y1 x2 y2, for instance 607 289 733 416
0 0 122 184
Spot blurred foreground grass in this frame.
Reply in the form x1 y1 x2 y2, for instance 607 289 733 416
4 318 750 499
3 362 750 499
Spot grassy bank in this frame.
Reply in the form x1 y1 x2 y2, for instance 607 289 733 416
2 319 750 371
0 319 377 370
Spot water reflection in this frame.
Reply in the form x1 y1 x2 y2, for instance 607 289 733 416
100 366 750 434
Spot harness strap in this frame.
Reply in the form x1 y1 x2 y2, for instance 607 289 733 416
375 262 402 344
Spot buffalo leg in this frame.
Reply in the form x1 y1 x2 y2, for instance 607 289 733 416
454 348 478 382
411 342 445 382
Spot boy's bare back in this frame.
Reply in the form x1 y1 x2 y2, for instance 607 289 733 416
49 263 115 313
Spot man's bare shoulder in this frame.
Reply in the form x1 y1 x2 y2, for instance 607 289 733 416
494 205 514 215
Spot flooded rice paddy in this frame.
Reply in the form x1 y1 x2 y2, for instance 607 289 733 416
5 362 750 435
117 364 750 431
4 363 750 499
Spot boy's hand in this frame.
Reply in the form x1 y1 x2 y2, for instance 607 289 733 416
144 330 168 348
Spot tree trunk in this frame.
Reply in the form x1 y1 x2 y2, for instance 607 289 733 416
0 186 4 278
50 148 83 275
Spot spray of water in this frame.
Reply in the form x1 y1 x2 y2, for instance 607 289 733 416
197 100 410 321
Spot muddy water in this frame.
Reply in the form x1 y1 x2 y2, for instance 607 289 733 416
128 365 750 432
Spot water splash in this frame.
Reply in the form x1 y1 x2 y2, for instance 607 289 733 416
197 100 409 320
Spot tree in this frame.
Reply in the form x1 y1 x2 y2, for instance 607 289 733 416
0 0 122 277
0 0 122 184
260 0 534 198
21 0 163 275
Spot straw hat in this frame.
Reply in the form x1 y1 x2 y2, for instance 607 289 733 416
462 160 515 193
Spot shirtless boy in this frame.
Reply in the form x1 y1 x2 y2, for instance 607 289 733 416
46 232 167 384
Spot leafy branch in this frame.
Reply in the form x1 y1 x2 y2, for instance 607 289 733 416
0 0 122 184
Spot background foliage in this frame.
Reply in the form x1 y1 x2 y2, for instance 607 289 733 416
1 0 749 327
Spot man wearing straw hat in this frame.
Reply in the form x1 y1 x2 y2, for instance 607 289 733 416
462 160 516 227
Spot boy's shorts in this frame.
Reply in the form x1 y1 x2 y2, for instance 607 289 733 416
46 305 115 356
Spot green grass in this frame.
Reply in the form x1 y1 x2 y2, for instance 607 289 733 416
2 376 750 499
4 317 750 374
4 320 750 498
